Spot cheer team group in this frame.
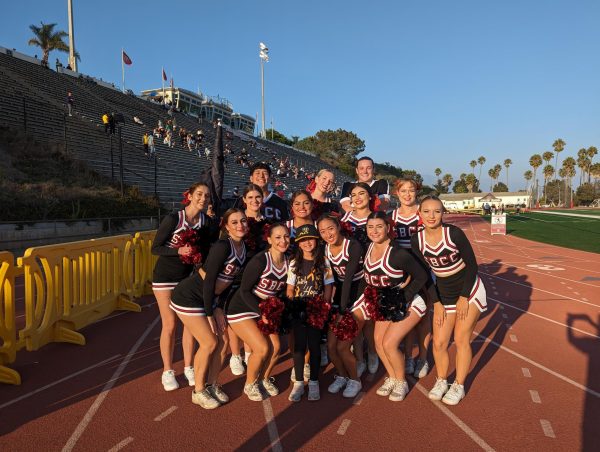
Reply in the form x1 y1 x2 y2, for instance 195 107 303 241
151 157 487 410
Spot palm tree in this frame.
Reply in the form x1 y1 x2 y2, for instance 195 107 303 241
552 139 566 180
587 146 598 183
542 151 554 168
543 164 555 202
562 157 577 206
434 168 442 178
488 168 495 191
577 148 588 185
524 170 533 192
465 173 477 193
28 22 71 65
590 163 600 196
529 154 542 202
477 156 486 182
469 160 477 174
442 173 453 190
503 158 512 188
558 167 567 205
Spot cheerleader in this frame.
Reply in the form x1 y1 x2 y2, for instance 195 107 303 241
227 223 291 402
411 196 487 405
317 214 364 398
352 212 428 402
286 190 315 253
389 177 431 379
227 183 269 376
170 208 248 409
286 224 334 402
151 182 212 392
341 182 377 375
309 169 339 218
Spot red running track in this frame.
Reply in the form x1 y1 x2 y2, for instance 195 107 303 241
1 215 599 451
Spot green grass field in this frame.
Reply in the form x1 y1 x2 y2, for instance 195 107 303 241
545 209 600 216
487 213 600 254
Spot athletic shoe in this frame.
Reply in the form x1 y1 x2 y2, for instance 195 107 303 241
288 381 305 402
192 388 220 409
229 355 245 376
357 361 367 378
389 380 409 402
442 382 465 406
367 352 379 374
183 366 195 386
414 359 429 379
308 380 320 401
261 377 280 397
304 363 311 381
207 383 229 404
328 375 348 394
161 370 179 391
405 357 415 375
320 343 329 367
376 377 397 396
244 382 265 402
342 379 362 398
428 378 449 401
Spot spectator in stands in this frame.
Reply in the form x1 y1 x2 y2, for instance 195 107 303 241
66 63 72 70
102 112 110 134
148 132 155 156
67 91 74 116
179 128 187 147
55 58 62 71
143 132 150 157
196 129 204 146
339 156 390 213
158 119 164 129
187 134 194 152
133 116 144 126
109 112 116 135
205 147 211 160
235 162 289 221
164 130 174 148
232 186 240 197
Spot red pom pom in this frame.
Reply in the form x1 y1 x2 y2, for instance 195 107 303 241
369 195 382 212
306 295 331 330
245 217 258 251
257 296 285 335
306 179 316 193
330 311 359 341
340 221 353 238
262 223 273 243
311 198 324 221
363 286 383 321
181 190 191 206
176 228 203 265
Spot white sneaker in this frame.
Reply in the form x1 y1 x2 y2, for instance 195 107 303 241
414 359 429 379
288 381 305 402
261 377 280 397
376 377 397 396
183 366 195 386
389 380 409 402
320 343 329 367
357 361 367 378
428 377 449 401
405 357 415 375
304 363 311 381
229 355 245 376
207 383 229 404
161 370 179 391
244 382 265 402
192 388 220 409
328 375 348 394
308 380 320 401
442 382 465 406
342 379 362 398
367 352 379 374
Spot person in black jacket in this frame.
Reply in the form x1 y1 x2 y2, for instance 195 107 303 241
234 162 289 221
151 182 212 392
411 196 487 406
227 223 291 402
170 209 248 409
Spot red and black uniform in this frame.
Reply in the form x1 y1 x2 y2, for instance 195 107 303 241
352 242 428 321
389 209 421 250
339 179 390 205
411 224 487 313
226 251 289 323
326 237 364 314
311 196 339 220
170 238 246 316
151 210 212 291
340 211 370 250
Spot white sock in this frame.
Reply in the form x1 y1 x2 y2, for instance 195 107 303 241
244 351 251 363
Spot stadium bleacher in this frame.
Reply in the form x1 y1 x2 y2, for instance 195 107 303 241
0 48 352 205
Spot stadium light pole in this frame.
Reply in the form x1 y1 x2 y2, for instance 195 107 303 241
67 0 77 72
259 42 269 138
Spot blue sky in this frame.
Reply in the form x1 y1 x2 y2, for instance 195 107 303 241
3 0 600 189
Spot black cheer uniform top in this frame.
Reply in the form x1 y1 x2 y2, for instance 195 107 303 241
170 238 246 316
340 211 370 249
411 224 478 305
326 238 364 313
152 210 212 283
226 251 289 320
339 179 390 205
389 209 421 250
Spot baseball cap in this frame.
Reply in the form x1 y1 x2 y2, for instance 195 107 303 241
295 224 319 242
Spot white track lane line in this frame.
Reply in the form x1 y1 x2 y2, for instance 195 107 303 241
409 377 495 451
529 390 541 404
337 419 351 435
62 315 160 452
262 398 282 452
473 330 600 398
0 354 121 410
480 272 600 309
488 296 600 339
540 420 556 438
107 437 133 452
522 368 531 378
154 406 178 422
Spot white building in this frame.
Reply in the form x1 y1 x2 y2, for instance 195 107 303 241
439 192 531 211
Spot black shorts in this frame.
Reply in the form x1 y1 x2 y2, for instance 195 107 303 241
333 279 361 312
226 291 260 323
152 256 193 285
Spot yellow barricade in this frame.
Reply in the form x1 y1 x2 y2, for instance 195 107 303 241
127 231 158 298
0 251 22 385
17 235 141 352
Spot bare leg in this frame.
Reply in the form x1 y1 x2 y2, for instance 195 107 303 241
154 289 177 371
382 313 422 380
432 313 456 379
230 320 269 385
453 307 481 385
327 331 347 377
373 321 394 377
417 310 432 361
262 334 281 380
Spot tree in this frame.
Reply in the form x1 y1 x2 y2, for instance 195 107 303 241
524 170 533 192
542 164 555 201
493 182 508 192
296 129 365 176
562 157 577 206
442 173 453 191
542 151 554 165
503 158 512 188
576 183 596 205
434 168 442 177
552 138 566 180
577 148 589 186
477 156 486 183
587 146 598 183
452 179 468 193
529 154 542 203
291 135 300 145
469 160 477 174
28 22 76 65
465 173 478 193
264 128 293 146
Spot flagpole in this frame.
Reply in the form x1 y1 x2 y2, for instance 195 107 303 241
121 48 125 93
161 67 165 104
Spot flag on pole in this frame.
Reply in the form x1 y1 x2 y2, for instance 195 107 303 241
162 68 167 81
122 50 132 65
170 77 174 89
199 121 225 215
